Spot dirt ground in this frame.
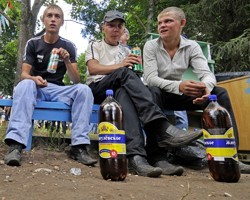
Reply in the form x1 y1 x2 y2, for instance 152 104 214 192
0 138 250 200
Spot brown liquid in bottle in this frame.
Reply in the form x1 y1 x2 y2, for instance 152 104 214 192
202 95 240 182
98 89 127 181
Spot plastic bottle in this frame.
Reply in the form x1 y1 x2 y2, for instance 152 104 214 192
98 89 127 181
202 94 240 182
131 45 143 75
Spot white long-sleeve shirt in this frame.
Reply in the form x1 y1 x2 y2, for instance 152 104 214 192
143 36 216 95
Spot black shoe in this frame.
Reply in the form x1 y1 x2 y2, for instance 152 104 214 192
174 158 208 170
239 161 250 174
69 145 97 166
128 155 162 177
153 159 184 176
158 124 203 148
186 158 208 170
4 143 23 166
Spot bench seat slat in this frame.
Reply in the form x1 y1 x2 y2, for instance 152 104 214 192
35 101 71 109
33 109 72 121
0 99 12 106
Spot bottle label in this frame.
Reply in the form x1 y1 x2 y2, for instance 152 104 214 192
98 122 126 159
203 127 238 161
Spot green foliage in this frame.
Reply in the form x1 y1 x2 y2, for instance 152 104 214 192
0 25 18 95
66 0 249 73
0 0 21 15
63 52 87 85
0 124 7 141
0 40 17 95
0 0 20 95
77 52 87 83
182 0 250 72
213 28 250 72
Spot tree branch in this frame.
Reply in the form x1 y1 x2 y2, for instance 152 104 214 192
0 8 18 25
131 12 147 33
64 19 85 26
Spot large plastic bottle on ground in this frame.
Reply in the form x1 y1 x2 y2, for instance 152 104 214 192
202 94 240 182
98 89 127 181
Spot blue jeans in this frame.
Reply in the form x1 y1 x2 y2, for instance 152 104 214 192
164 110 189 130
174 111 188 130
5 80 93 147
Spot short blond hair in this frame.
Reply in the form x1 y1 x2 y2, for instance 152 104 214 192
42 4 64 22
158 7 185 21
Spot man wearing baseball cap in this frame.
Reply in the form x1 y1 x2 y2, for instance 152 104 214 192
85 10 203 177
103 10 125 22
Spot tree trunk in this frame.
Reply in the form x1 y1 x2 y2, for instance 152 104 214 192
14 0 45 86
146 0 155 34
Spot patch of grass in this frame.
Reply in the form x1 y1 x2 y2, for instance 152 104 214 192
0 122 99 151
33 125 69 150
0 125 7 143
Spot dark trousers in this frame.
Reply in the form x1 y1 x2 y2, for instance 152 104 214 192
89 68 166 157
148 86 239 148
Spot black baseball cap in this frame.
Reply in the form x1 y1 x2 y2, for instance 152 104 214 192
103 10 125 22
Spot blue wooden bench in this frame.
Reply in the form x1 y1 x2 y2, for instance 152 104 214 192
0 99 99 151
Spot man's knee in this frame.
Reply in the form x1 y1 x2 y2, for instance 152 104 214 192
75 84 93 97
14 79 36 93
213 86 229 99
115 67 137 77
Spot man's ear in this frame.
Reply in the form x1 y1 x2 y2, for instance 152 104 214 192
180 19 186 28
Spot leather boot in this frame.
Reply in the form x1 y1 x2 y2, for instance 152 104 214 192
4 143 23 166
153 159 184 176
158 124 203 148
69 145 97 166
128 155 162 177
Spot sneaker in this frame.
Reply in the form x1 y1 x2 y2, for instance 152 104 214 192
153 159 184 176
128 155 162 177
4 143 23 166
69 145 97 166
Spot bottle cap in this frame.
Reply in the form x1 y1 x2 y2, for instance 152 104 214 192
209 94 217 101
106 89 113 96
